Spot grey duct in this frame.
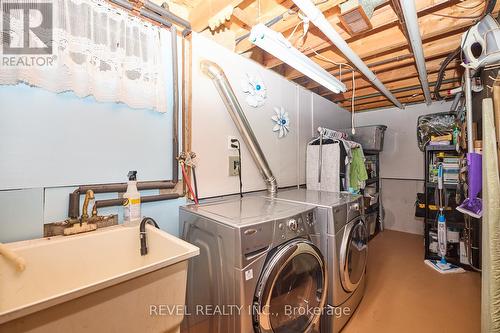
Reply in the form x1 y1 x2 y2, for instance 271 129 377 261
399 0 432 105
200 60 278 195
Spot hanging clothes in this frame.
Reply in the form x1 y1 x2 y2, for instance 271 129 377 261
307 127 369 193
349 147 368 192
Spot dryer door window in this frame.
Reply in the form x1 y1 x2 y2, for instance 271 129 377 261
253 239 327 333
340 219 368 292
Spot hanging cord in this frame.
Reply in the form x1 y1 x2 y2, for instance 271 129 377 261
183 152 199 202
434 0 496 100
180 162 199 204
178 153 199 205
231 139 243 198
312 50 356 133
434 47 461 100
192 167 199 201
287 13 310 48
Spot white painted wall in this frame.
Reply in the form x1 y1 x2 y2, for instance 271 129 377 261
191 34 351 198
353 101 453 234
354 101 453 180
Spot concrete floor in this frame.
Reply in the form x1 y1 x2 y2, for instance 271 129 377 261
343 230 481 333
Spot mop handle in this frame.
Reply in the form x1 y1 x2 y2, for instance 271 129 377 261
437 164 443 191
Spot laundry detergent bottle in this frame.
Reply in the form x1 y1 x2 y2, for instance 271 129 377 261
124 171 141 223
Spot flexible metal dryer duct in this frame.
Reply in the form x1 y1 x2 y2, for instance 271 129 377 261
200 60 278 195
292 0 404 109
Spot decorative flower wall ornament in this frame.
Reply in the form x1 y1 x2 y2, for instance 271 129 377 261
241 73 267 107
272 106 290 138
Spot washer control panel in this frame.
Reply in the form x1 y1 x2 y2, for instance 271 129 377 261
240 208 317 264
287 218 298 231
276 209 316 242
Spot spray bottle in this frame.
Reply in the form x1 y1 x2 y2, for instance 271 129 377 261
124 171 141 223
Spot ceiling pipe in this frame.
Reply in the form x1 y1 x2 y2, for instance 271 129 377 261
291 0 404 109
399 0 432 105
464 67 474 153
336 78 459 103
201 60 278 195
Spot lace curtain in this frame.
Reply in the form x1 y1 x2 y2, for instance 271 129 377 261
0 0 169 113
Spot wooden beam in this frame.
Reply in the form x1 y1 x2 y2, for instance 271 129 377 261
340 82 460 108
280 7 481 83
189 0 245 32
318 61 461 99
232 7 256 28
356 96 427 111
297 48 457 91
235 0 344 53
283 25 467 84
327 68 460 100
264 0 472 69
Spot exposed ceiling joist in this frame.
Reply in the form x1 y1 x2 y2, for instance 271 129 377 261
313 57 459 98
340 81 460 108
281 8 484 81
235 0 344 53
189 0 245 32
264 0 469 69
328 68 460 101
184 0 494 111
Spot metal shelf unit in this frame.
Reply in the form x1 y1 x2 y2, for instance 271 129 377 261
363 151 381 241
423 145 479 270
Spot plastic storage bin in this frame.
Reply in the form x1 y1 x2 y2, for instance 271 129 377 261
351 125 387 151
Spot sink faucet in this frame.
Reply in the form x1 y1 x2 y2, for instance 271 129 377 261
81 190 95 223
140 217 159 256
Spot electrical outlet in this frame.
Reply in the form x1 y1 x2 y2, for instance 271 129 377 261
228 155 240 176
228 136 238 150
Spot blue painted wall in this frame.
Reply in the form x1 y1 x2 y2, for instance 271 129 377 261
0 84 184 243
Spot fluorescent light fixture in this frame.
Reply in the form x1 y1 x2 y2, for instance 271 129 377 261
249 24 347 94
292 0 404 109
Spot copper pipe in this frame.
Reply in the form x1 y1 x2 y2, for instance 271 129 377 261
69 181 176 218
143 1 191 31
81 190 95 221
108 0 190 32
91 193 181 217
68 1 184 219
171 25 180 183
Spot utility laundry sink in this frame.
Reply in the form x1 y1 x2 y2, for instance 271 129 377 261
0 223 199 333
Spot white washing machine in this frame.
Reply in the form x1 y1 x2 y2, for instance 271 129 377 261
180 196 329 333
264 189 367 333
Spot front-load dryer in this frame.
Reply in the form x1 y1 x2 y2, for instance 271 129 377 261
179 196 328 333
262 189 368 333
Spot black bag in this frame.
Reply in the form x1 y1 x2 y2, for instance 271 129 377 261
416 112 456 151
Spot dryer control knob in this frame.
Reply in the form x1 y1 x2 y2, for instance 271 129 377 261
287 219 298 232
